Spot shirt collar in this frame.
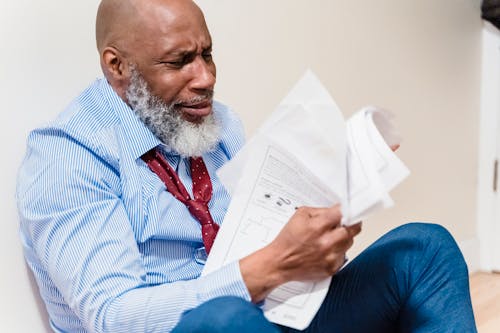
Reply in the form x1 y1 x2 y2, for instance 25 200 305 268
99 78 168 160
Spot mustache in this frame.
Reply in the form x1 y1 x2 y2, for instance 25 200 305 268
173 90 214 107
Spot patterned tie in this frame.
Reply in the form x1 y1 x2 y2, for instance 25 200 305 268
141 148 220 254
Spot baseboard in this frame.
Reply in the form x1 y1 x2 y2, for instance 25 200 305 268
458 237 480 274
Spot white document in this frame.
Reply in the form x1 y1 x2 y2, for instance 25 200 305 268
345 106 410 222
204 136 338 330
202 70 410 330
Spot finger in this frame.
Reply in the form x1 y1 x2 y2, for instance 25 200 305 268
324 252 349 275
297 204 342 221
345 221 362 237
328 227 355 251
390 144 400 152
314 204 342 228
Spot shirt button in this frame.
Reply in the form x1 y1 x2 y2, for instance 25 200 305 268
194 246 208 265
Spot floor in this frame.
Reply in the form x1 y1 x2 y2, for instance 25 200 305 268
470 272 500 333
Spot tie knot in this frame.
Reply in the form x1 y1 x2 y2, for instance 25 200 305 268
186 200 212 225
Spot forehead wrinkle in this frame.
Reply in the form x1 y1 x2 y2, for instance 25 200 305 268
148 29 212 62
156 38 212 59
140 3 209 52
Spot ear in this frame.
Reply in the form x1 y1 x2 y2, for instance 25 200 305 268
100 46 130 99
102 46 128 79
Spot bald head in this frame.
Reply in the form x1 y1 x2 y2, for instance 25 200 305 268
96 0 205 54
95 0 135 53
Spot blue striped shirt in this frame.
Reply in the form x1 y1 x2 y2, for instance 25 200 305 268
16 78 250 333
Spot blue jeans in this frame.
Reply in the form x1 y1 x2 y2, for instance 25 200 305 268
172 223 477 333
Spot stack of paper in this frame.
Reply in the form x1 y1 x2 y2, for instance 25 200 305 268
203 70 409 330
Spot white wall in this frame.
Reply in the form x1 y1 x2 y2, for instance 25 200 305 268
0 0 483 331
0 1 102 331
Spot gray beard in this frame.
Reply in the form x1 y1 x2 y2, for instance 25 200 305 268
125 68 221 157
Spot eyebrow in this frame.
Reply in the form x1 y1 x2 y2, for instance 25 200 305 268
156 44 212 60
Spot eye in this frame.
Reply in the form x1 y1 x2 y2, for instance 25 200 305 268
163 60 185 69
159 53 193 69
161 57 188 69
202 51 213 62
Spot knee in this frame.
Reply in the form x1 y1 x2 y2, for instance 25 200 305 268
173 296 279 333
394 223 457 248
392 223 468 271
394 222 454 242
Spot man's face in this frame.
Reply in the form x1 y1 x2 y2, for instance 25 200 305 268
126 66 220 157
128 1 216 124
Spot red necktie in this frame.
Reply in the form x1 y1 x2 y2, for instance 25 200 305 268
141 148 220 254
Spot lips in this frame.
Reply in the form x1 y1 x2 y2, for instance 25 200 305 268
178 99 213 121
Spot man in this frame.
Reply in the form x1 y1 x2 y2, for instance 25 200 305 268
16 0 476 332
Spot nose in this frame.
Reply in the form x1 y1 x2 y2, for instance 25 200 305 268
189 56 216 92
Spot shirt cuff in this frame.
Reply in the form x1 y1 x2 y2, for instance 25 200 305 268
197 260 251 303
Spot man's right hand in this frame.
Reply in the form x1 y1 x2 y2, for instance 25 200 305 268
239 205 361 303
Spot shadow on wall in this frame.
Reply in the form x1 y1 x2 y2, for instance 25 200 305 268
25 264 52 333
